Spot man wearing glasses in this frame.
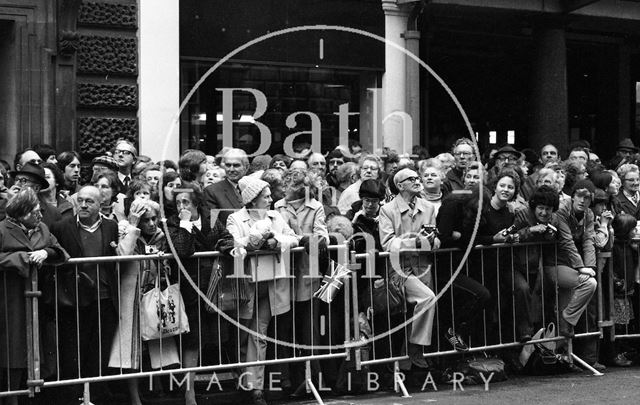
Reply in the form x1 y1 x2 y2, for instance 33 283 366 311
379 168 446 369
7 162 61 227
443 138 476 195
112 140 138 193
337 155 382 215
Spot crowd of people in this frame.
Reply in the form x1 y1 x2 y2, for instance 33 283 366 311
0 136 639 405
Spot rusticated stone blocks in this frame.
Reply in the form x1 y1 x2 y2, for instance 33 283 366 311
78 117 138 155
77 83 138 109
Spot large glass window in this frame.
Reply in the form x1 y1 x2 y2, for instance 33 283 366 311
180 61 380 155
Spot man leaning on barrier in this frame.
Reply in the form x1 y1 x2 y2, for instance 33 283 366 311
548 180 598 339
379 168 466 370
49 185 124 405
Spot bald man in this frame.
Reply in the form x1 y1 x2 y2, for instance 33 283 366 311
50 186 121 404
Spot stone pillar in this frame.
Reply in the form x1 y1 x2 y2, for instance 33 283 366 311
529 22 568 154
618 44 631 142
405 29 421 149
139 0 180 161
381 0 410 155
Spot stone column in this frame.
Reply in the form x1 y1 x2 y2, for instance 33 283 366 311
405 29 421 149
139 0 180 161
529 22 568 154
381 0 410 155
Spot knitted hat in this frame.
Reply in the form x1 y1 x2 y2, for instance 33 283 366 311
91 155 119 171
238 176 269 206
571 179 596 197
359 179 386 200
591 171 613 190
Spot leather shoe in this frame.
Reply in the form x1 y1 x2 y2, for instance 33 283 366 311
591 362 607 372
611 353 632 367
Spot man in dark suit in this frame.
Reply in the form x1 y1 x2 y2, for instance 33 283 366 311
203 148 248 226
113 139 137 194
49 185 120 404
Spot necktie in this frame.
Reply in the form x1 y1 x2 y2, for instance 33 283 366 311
123 176 130 189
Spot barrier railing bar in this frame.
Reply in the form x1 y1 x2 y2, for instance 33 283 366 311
38 352 348 388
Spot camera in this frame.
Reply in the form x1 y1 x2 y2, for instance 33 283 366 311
500 225 517 237
420 224 438 236
544 223 557 235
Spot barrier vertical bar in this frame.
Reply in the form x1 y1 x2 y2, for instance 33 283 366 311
24 266 35 397
26 263 43 393
349 250 361 370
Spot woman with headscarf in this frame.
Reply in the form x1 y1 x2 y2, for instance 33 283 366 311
227 176 299 405
0 188 68 402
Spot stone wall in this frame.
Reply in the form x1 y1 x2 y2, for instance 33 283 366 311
75 0 138 157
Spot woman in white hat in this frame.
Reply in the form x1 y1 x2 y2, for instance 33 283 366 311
227 176 299 405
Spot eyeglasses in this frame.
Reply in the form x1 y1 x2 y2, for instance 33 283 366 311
13 176 35 185
115 149 134 156
454 152 473 157
361 166 379 172
400 176 421 183
497 155 518 162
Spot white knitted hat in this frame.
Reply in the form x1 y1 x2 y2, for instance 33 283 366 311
238 176 269 206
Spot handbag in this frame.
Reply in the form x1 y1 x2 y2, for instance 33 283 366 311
140 269 190 341
205 258 251 313
371 271 404 316
520 323 572 375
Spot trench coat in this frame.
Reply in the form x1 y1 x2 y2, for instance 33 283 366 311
274 197 328 301
0 218 68 368
226 207 300 319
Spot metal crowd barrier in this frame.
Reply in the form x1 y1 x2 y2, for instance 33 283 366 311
600 245 640 347
1 240 612 403
1 245 352 404
350 241 605 397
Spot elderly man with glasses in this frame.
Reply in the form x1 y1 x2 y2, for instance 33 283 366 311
379 168 466 369
442 138 476 196
337 154 382 215
7 162 61 227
